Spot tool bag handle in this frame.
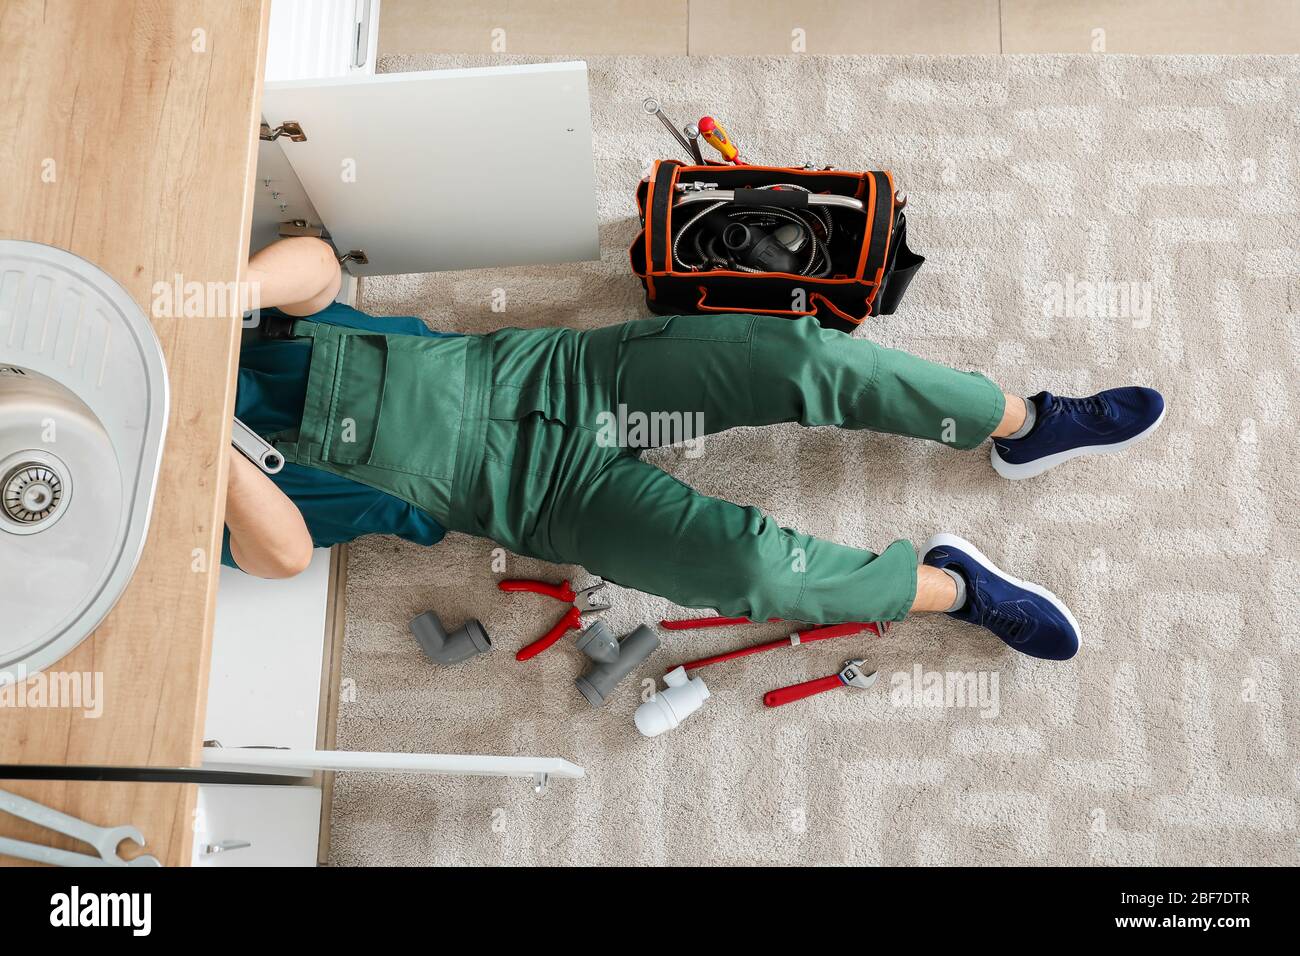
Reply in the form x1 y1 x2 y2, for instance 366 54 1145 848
731 187 808 208
694 285 818 317
693 286 866 327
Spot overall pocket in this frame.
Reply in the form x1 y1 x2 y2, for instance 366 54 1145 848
322 333 467 480
484 325 622 430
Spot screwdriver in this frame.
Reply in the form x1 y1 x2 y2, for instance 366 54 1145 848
698 116 744 164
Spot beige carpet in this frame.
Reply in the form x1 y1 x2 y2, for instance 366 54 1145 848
327 54 1299 866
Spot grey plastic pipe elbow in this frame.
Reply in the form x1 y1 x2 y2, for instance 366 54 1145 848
574 621 661 707
409 611 492 665
573 619 620 663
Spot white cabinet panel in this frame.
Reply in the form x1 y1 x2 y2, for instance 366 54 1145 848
261 62 599 276
206 549 332 750
193 785 321 867
203 746 585 782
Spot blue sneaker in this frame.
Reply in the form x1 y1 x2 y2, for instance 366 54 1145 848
923 533 1081 661
991 387 1165 480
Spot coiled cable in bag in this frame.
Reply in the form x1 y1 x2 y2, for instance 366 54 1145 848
671 184 863 277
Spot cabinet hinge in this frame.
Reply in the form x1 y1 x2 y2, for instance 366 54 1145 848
260 121 307 142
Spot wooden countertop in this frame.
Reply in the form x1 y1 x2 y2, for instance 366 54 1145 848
0 0 269 866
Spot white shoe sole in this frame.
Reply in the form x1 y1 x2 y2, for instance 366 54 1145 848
922 532 1083 655
990 406 1166 480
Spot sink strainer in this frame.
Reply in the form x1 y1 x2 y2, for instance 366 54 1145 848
0 453 72 535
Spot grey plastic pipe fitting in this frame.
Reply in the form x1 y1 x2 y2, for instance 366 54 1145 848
573 619 620 663
409 611 492 665
574 621 661 707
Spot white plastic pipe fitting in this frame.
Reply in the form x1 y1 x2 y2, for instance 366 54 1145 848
634 665 710 737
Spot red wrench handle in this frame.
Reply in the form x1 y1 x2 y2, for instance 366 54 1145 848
499 579 575 603
678 622 882 673
796 622 874 642
515 606 582 661
659 616 769 630
763 673 844 708
681 637 789 672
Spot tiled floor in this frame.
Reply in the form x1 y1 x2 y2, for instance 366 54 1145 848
378 0 1300 55
379 0 688 56
1001 0 1300 53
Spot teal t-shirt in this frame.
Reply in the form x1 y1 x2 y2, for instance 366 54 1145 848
222 302 454 571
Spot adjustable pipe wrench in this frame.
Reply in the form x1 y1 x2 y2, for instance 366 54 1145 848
763 658 877 708
232 416 285 475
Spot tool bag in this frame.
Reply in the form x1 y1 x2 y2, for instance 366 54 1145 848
630 160 924 333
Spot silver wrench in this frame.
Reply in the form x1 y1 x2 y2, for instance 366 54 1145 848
0 787 161 866
232 415 285 474
0 835 160 867
642 97 695 158
683 123 705 164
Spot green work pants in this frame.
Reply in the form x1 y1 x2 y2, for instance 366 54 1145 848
460 313 1004 623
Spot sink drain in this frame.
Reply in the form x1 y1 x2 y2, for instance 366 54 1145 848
4 463 62 521
0 453 72 534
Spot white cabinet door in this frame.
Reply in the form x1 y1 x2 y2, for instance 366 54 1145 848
251 0 381 252
193 785 322 868
205 549 332 750
203 747 585 783
260 61 599 276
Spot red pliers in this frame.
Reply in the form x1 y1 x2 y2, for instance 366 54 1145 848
498 578 612 661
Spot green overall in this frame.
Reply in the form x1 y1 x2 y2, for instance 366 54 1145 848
273 314 1004 623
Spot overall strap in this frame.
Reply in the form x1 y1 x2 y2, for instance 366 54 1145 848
265 317 343 463
259 313 323 341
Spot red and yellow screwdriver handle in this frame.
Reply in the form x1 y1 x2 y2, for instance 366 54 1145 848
697 116 743 164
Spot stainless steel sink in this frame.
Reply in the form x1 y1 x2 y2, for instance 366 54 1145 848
0 241 169 683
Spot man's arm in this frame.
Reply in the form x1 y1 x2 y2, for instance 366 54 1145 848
224 237 338 577
224 446 314 578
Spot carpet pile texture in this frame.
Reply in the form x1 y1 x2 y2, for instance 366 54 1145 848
327 54 1298 865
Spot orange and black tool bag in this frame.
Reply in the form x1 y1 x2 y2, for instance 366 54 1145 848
630 160 924 334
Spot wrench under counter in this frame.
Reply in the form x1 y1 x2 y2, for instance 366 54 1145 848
231 416 285 475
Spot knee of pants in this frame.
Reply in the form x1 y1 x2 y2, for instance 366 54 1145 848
747 315 880 424
749 314 856 359
553 465 804 620
664 502 810 619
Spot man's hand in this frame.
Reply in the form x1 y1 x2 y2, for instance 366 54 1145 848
224 445 313 578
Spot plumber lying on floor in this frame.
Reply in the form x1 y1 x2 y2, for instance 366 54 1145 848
224 237 1166 661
